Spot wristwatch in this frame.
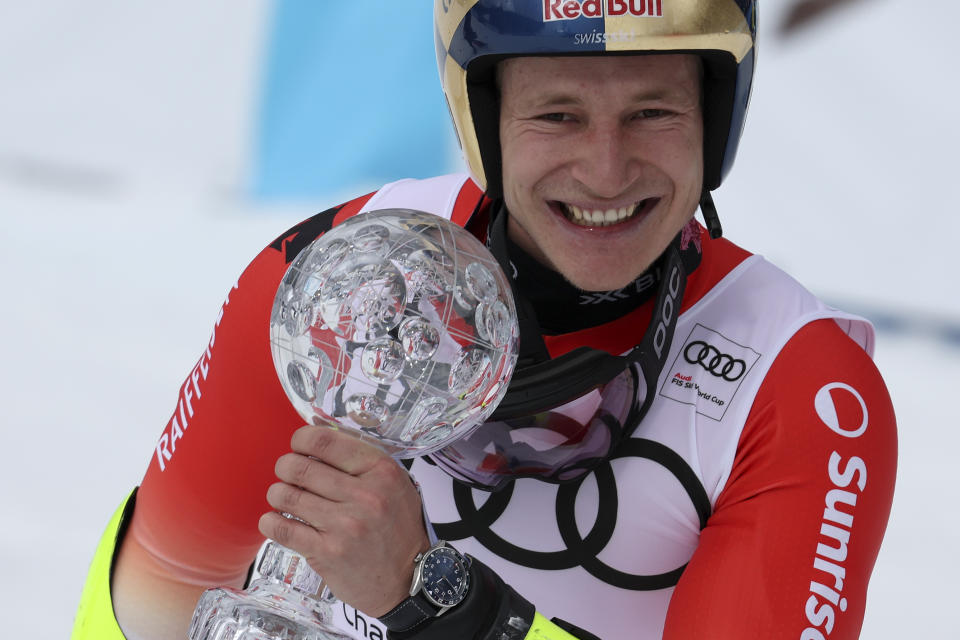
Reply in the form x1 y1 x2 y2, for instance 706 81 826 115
378 540 472 633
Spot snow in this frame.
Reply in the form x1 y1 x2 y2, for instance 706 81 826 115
0 0 956 637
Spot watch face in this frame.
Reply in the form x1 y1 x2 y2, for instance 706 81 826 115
420 546 470 608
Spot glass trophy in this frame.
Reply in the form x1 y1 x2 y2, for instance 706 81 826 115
188 209 519 640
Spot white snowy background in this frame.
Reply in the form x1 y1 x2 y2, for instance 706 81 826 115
1 1 957 637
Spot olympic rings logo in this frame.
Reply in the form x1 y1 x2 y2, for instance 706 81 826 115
682 341 746 381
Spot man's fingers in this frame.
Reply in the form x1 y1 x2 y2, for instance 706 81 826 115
264 481 336 529
274 452 354 501
289 424 386 475
259 511 325 558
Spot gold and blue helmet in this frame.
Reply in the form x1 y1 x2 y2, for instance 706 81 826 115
429 2 759 490
435 0 758 198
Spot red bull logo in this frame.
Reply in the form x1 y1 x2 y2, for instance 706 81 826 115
543 0 663 21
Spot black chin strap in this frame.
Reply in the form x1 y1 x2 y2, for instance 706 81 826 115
700 191 723 239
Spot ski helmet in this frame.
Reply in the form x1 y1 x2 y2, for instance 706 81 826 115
435 0 757 198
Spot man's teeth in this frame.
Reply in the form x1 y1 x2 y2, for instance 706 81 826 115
564 203 641 227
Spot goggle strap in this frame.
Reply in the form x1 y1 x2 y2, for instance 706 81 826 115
629 241 687 421
491 346 627 419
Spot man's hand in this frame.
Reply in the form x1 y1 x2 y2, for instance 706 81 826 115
258 425 431 617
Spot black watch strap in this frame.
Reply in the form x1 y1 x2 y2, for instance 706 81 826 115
384 559 535 640
378 592 440 633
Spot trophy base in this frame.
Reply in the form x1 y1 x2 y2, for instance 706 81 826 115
188 582 353 640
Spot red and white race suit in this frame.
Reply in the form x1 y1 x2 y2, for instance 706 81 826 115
126 174 896 640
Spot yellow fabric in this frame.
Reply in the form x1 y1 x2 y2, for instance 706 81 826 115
71 490 135 640
525 612 580 640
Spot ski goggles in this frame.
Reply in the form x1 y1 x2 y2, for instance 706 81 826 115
428 237 686 492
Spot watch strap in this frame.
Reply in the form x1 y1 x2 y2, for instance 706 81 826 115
384 558 535 640
378 591 441 633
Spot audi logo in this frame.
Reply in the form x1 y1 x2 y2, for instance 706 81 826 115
683 341 746 381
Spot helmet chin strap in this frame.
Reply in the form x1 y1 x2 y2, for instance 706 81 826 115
700 191 723 239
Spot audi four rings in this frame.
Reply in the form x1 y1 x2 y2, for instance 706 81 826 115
682 341 746 381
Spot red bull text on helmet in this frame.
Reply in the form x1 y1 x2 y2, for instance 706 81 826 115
436 0 757 194
543 0 664 21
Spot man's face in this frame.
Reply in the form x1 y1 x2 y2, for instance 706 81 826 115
499 54 704 292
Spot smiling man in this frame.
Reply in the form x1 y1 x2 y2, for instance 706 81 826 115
74 2 897 640
499 54 704 291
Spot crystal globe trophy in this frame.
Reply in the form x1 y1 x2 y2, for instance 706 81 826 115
188 208 519 640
